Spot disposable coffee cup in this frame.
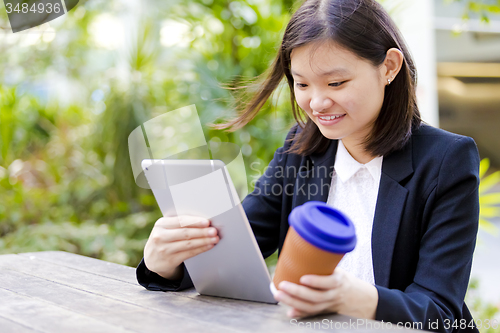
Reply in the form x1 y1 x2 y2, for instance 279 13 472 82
271 201 356 293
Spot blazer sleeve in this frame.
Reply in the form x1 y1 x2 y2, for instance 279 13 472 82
375 136 480 333
241 124 298 259
135 124 299 291
136 258 194 291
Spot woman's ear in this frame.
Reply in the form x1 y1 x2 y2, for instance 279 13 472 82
382 48 404 85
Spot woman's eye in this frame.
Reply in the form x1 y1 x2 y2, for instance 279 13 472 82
329 81 345 87
295 83 307 88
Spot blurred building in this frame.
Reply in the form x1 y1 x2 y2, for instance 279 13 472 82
434 0 500 166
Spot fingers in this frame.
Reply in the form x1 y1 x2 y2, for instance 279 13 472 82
155 216 211 229
144 234 218 274
143 216 217 278
299 270 343 290
168 236 219 254
275 285 341 318
278 281 335 303
158 226 218 243
287 308 309 319
175 242 217 263
274 271 349 318
274 289 324 314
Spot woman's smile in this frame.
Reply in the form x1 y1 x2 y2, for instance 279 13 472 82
316 113 347 126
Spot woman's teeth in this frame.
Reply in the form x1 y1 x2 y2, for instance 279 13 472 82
319 115 344 120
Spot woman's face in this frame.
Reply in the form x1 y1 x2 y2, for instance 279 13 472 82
290 40 387 151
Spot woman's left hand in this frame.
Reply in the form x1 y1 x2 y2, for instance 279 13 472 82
273 267 378 320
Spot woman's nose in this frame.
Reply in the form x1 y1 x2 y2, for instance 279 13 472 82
309 94 333 113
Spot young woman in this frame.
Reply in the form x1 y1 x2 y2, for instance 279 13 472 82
137 0 480 331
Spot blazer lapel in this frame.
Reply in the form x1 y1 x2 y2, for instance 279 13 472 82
291 139 338 209
371 139 413 287
289 135 413 289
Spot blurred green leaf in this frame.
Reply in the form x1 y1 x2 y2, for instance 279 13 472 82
480 193 500 206
479 158 490 179
479 171 500 195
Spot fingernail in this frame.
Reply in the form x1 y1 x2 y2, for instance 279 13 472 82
279 282 288 290
208 228 216 236
211 237 218 243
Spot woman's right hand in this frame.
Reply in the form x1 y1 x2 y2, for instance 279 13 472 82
143 215 219 280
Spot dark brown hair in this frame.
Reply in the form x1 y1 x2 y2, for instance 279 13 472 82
213 0 421 157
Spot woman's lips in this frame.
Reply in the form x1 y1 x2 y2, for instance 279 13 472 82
317 114 346 126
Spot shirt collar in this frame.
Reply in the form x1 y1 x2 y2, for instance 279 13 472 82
334 140 383 183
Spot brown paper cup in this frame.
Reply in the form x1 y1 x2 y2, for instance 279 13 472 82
272 226 344 290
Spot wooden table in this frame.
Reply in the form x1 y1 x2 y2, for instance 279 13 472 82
0 251 418 332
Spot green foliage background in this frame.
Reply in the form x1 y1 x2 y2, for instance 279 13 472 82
0 0 298 265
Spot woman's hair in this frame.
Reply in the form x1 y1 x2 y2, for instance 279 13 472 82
213 0 421 157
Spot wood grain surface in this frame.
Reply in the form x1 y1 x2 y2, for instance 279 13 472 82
0 251 418 332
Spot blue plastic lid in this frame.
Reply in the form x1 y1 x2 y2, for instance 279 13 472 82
289 201 356 254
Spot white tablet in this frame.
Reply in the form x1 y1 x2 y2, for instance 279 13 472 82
141 159 277 304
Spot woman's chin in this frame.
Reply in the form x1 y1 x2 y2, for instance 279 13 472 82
317 128 344 141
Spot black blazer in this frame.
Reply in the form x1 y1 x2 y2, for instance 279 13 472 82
137 123 480 333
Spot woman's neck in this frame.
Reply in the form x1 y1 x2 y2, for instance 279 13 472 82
341 139 377 164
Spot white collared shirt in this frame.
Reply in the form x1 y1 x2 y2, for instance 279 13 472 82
326 140 383 285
